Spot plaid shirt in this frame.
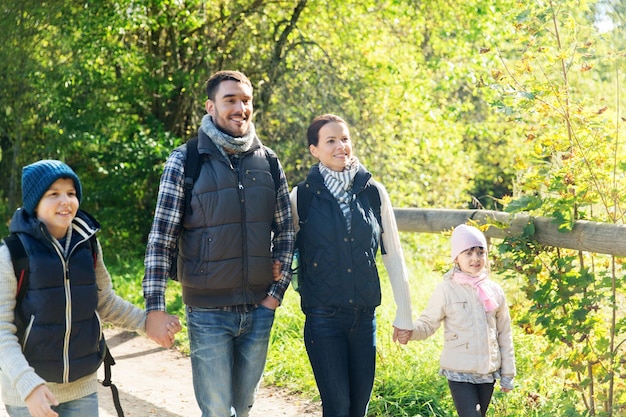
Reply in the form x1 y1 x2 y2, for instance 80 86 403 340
143 148 295 312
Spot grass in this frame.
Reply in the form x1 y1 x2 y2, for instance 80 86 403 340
106 234 586 416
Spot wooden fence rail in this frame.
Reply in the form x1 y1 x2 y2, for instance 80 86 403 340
393 208 626 257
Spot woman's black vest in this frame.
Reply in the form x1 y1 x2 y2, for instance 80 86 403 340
296 165 382 310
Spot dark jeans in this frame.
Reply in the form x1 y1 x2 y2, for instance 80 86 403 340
448 380 495 417
304 306 376 417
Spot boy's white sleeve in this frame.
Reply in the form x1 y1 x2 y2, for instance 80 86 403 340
95 241 147 333
0 246 46 402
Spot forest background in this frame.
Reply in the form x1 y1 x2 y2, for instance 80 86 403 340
1 0 625 416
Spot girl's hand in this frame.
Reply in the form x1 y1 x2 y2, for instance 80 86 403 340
501 387 512 393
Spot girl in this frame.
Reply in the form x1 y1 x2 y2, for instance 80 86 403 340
290 114 413 417
0 160 180 417
407 224 515 417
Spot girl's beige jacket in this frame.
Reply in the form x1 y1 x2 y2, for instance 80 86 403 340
410 269 516 378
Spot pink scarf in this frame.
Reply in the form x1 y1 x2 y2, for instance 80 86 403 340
452 271 499 312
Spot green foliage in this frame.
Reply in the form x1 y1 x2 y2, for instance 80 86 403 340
488 1 626 415
0 0 522 244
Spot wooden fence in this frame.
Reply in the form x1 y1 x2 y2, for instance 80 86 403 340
393 208 626 257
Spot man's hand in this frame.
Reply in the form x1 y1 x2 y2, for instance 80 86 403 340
146 310 182 348
260 295 280 310
272 260 282 281
25 384 59 417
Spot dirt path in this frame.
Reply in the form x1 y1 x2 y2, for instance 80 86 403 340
1 328 321 417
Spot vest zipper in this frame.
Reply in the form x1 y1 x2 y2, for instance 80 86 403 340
52 233 90 384
236 164 249 290
49 241 72 384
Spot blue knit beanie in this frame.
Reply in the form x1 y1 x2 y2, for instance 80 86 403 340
22 160 82 215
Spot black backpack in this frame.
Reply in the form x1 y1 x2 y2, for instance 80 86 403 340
2 234 126 417
169 137 281 280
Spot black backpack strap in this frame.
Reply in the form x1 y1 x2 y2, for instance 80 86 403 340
3 234 29 301
363 184 386 255
87 234 98 267
101 340 125 417
292 182 312 282
87 236 124 417
296 181 313 226
183 137 201 216
265 148 281 192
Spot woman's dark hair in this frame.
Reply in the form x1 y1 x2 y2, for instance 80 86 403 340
306 114 348 146
205 70 252 101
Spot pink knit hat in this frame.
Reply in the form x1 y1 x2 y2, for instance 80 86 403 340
450 224 487 261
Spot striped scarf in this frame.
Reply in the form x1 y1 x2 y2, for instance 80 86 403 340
318 158 359 231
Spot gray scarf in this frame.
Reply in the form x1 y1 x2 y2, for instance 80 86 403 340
200 114 256 158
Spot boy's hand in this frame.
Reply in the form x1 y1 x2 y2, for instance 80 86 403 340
25 384 59 417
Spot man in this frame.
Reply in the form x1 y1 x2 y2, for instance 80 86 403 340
143 70 295 417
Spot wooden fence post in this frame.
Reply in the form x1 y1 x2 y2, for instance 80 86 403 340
393 208 626 257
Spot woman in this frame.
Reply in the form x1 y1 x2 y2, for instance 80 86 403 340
290 114 413 417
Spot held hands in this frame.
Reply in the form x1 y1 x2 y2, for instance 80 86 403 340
146 311 182 348
25 384 59 417
393 327 413 345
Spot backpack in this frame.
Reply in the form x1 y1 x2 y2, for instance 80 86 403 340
291 181 385 291
169 137 281 280
2 234 126 417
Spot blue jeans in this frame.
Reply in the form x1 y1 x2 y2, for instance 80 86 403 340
6 392 98 417
304 306 376 417
186 305 275 417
